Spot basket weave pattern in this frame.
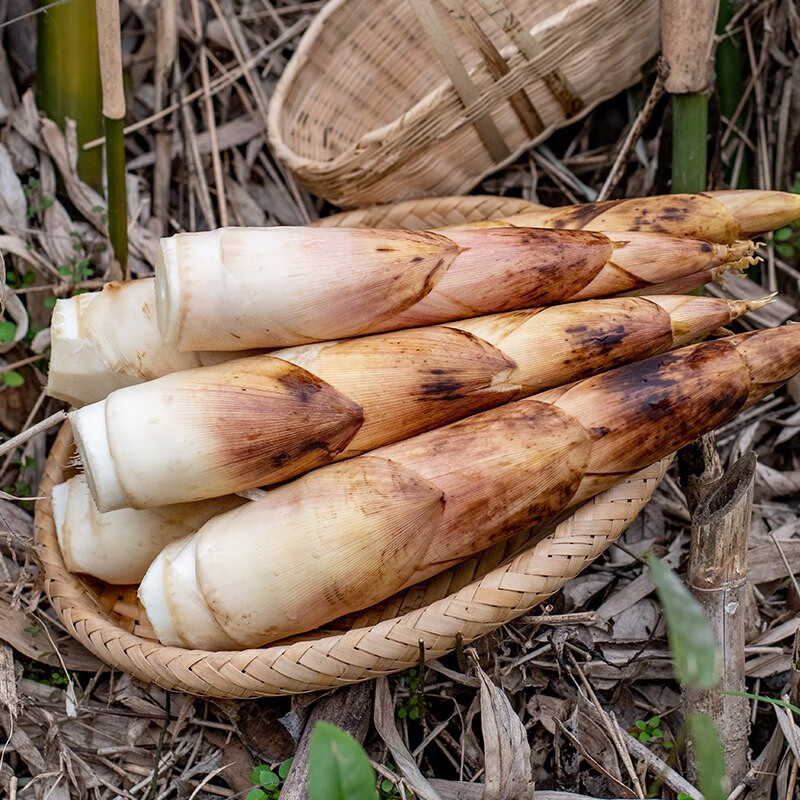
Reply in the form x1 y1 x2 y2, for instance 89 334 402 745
268 0 659 207
34 195 670 698
312 194 542 229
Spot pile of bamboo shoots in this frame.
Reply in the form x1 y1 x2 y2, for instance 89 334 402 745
46 190 800 650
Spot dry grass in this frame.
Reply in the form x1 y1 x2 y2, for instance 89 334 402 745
0 1 798 798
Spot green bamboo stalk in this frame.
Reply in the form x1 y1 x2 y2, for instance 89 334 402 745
37 0 103 190
672 94 709 194
104 116 128 273
662 0 719 293
96 0 129 275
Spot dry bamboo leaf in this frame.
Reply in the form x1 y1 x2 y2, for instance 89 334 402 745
374 677 442 800
0 143 27 236
467 651 534 800
748 541 800 584
775 407 800 446
0 597 102 672
755 463 800 497
0 643 18 724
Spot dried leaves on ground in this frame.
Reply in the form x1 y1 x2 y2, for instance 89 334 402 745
0 0 799 798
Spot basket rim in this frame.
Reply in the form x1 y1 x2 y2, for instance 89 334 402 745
35 423 670 698
266 0 653 183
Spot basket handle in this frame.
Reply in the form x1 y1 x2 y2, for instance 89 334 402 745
407 0 512 163
473 0 584 117
436 0 546 139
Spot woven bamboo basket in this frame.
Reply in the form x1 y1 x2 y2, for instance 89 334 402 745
267 0 660 208
35 426 669 698
34 195 670 698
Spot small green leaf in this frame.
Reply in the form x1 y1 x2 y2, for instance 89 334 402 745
0 321 17 341
278 757 293 780
308 721 378 800
381 779 394 792
648 554 718 689
774 226 793 242
3 371 25 388
397 707 406 719
251 766 279 787
245 790 268 800
638 732 649 742
687 713 728 800
409 707 419 721
44 297 57 309
635 720 646 730
652 728 663 739
647 716 660 727
776 243 797 260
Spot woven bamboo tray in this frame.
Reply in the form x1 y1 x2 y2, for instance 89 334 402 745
33 194 669 698
35 425 670 698
267 0 659 208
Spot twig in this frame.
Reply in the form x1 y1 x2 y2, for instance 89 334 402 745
597 60 668 201
189 0 229 227
0 405 62 463
280 683 373 800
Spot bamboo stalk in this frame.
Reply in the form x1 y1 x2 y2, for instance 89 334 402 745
280 683 373 800
683 452 754 786
36 0 103 189
672 94 710 194
677 433 723 515
661 0 718 192
95 0 129 275
137 325 800 649
70 293 764 511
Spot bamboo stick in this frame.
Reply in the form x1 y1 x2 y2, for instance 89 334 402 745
137 325 800 648
683 452 754 786
96 0 129 274
70 294 764 511
661 0 719 194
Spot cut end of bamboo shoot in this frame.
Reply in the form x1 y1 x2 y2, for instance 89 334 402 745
137 543 180 645
47 294 138 406
139 535 243 650
706 190 800 236
155 236 180 344
70 400 127 511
